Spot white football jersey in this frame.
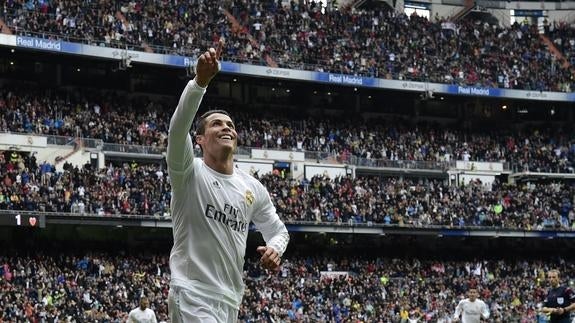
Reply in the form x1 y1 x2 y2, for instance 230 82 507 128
167 80 289 309
454 298 490 323
127 308 157 323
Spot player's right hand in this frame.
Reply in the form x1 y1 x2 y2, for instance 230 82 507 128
195 39 223 88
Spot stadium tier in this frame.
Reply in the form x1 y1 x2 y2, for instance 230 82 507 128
1 0 575 322
3 0 574 92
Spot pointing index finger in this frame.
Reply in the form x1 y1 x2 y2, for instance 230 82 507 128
216 38 224 60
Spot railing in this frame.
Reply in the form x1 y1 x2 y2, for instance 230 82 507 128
6 132 560 174
303 151 456 170
303 150 339 162
89 141 500 172
3 131 103 149
100 143 251 157
102 143 165 155
509 162 575 174
45 135 76 146
347 156 455 170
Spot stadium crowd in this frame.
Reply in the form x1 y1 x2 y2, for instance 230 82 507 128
0 151 574 230
3 0 574 92
0 152 171 217
1 86 575 173
0 251 572 322
259 173 575 230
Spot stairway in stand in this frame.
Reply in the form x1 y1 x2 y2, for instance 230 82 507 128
222 9 278 68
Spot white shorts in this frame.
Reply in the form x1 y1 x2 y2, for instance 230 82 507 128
168 286 239 323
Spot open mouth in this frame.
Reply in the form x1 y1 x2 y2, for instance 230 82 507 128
219 134 234 141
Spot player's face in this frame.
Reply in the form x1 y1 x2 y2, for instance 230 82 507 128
197 113 237 156
548 272 560 287
468 289 478 301
140 298 149 309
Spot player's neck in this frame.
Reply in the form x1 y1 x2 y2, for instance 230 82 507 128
204 156 234 175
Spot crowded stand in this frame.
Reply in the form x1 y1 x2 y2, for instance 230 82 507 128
4 1 575 322
1 151 574 230
0 152 171 217
0 251 572 322
0 87 171 149
258 173 575 230
3 0 574 92
236 2 573 92
1 86 575 173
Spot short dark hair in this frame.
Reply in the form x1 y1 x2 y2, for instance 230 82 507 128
195 109 232 135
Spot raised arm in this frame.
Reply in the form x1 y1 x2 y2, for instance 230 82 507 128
167 41 223 176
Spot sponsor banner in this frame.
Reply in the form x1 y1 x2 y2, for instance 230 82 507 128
3 35 574 101
315 72 378 87
0 134 47 148
221 61 241 73
61 42 81 52
165 55 195 68
81 47 165 64
455 161 504 172
163 55 241 73
16 36 62 51
387 80 446 93
251 149 304 161
240 64 311 80
501 89 572 101
447 85 498 97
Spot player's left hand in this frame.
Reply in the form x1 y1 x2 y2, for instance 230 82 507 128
256 246 281 271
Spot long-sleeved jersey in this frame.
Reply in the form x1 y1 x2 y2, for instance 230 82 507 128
167 79 289 309
454 298 490 323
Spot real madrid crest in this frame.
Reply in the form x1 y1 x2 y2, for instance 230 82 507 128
245 190 255 206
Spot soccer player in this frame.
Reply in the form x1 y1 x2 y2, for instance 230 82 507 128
127 297 157 323
541 269 575 323
453 287 490 323
166 40 290 322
